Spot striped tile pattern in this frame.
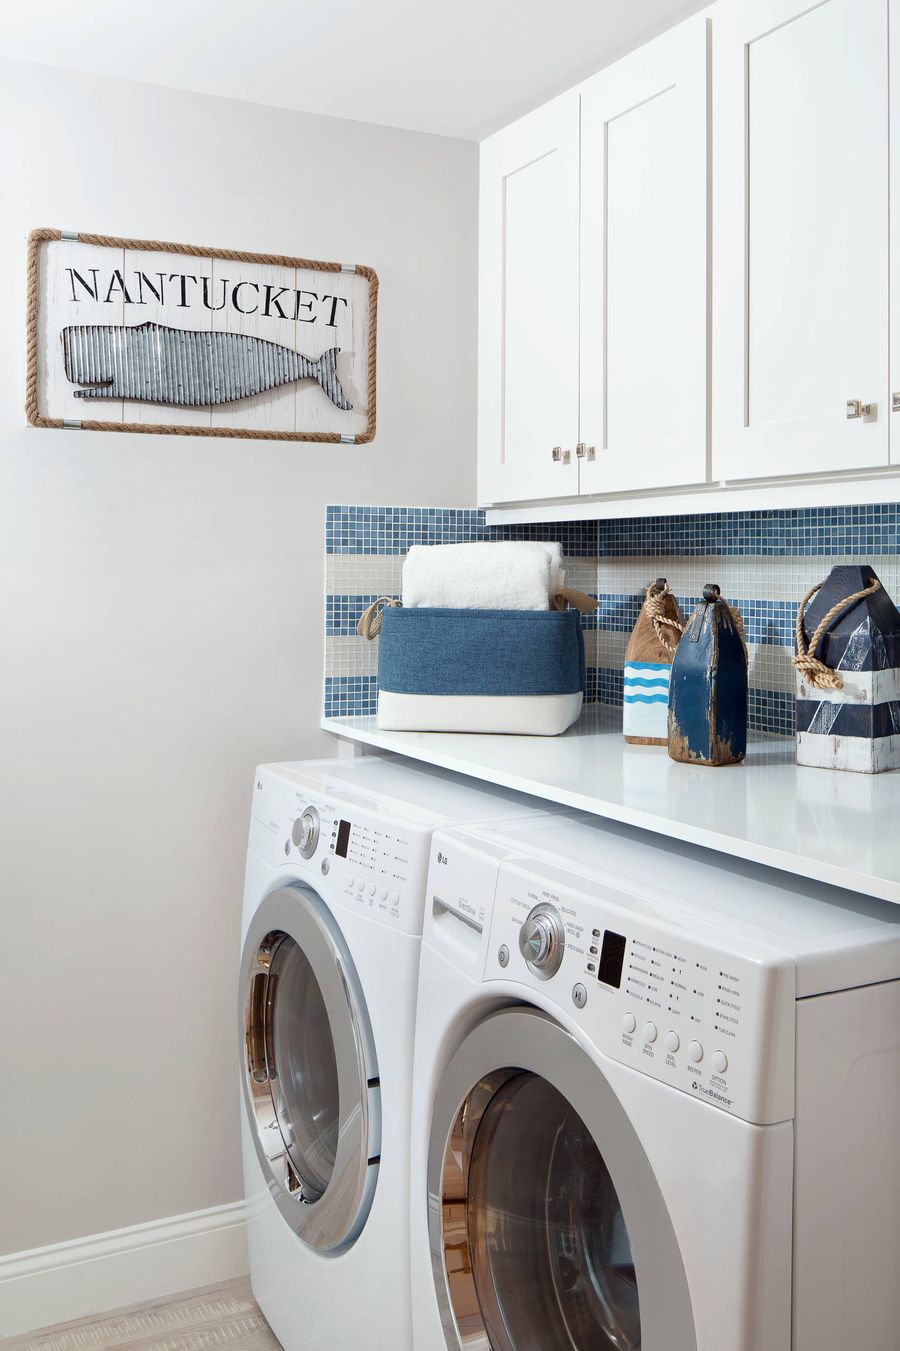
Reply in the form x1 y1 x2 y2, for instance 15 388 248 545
0 1279 279 1351
323 503 900 737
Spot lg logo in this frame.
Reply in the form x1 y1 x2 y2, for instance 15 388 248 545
436 852 449 865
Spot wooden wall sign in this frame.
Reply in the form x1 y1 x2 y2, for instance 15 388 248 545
25 228 378 443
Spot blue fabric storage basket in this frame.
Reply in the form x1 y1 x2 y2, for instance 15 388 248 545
376 607 584 735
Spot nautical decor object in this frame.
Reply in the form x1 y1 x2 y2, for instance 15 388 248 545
25 227 378 443
623 578 685 745
668 584 748 767
61 323 352 409
793 564 900 774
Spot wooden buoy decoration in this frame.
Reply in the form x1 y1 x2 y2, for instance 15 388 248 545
623 578 685 745
668 584 748 767
793 564 900 774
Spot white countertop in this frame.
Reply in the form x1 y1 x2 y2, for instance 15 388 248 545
322 706 900 906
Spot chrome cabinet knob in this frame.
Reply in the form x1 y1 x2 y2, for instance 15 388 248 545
551 446 572 464
576 443 596 461
519 903 565 979
847 399 874 419
892 393 900 413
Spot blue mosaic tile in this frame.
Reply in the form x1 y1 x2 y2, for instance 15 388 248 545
325 594 384 637
737 598 796 649
328 501 900 560
323 674 379 719
487 519 601 558
595 666 795 738
590 591 796 649
326 506 603 558
597 503 900 557
326 506 487 555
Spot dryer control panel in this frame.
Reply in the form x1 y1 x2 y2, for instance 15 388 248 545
250 766 430 937
485 858 796 1126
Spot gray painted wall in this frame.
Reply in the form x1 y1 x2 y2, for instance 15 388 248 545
0 58 476 1254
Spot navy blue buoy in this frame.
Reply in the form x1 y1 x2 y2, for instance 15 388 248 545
667 584 748 766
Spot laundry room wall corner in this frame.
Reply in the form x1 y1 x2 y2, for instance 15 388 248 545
0 53 477 1315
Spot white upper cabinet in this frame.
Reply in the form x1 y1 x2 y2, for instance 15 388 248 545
477 92 581 504
579 17 709 495
713 0 889 481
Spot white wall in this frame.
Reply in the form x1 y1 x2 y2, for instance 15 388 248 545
0 58 476 1256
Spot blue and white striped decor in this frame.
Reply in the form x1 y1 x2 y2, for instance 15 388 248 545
623 662 671 741
324 503 900 738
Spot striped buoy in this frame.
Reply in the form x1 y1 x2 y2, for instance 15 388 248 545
623 579 684 745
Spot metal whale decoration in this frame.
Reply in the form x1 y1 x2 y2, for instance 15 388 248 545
60 321 353 410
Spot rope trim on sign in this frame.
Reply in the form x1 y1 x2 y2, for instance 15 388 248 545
792 577 881 691
24 227 378 443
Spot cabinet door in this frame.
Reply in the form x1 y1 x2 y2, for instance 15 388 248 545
477 93 580 504
579 17 709 495
713 0 889 481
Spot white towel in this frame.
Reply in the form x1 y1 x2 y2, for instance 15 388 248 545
401 541 565 610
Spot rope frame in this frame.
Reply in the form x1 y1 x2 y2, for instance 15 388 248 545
25 227 378 443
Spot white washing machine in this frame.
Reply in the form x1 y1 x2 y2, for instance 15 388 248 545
239 755 556 1351
410 811 900 1351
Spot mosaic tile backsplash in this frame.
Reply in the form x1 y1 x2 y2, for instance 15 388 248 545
324 504 900 735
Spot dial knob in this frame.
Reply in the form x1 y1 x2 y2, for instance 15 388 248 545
292 806 320 858
518 903 565 979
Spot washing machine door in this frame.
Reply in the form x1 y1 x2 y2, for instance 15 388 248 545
428 1007 696 1351
239 884 380 1254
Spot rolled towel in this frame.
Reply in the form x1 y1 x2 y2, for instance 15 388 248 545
402 541 563 610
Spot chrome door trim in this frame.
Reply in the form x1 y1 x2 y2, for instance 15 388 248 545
427 1006 697 1351
239 884 380 1254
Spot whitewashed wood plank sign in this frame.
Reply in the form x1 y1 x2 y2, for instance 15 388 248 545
25 228 378 443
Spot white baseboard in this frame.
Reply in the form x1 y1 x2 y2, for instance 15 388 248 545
0 1199 248 1339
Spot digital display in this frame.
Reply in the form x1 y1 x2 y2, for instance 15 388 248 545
598 930 627 988
335 819 352 858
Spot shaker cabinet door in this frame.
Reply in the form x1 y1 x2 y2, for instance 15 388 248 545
579 17 709 495
713 0 889 481
477 93 581 505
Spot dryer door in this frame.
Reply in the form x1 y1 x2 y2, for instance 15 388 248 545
429 1007 696 1351
239 884 380 1253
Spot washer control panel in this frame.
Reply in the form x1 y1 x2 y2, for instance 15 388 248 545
485 858 796 1125
251 768 428 936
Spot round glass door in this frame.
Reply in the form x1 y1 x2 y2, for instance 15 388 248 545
462 1070 639 1350
253 932 339 1202
429 1009 696 1351
240 885 379 1253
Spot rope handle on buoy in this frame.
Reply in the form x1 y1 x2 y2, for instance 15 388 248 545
792 577 881 691
642 578 685 655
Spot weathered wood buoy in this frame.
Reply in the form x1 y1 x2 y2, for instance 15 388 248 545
623 578 684 745
668 584 748 767
793 563 900 774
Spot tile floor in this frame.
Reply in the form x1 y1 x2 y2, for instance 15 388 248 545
0 1278 280 1350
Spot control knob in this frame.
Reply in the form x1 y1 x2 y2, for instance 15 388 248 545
519 903 565 980
292 806 320 859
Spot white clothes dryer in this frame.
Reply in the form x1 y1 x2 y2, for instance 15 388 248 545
239 755 554 1351
410 811 900 1351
